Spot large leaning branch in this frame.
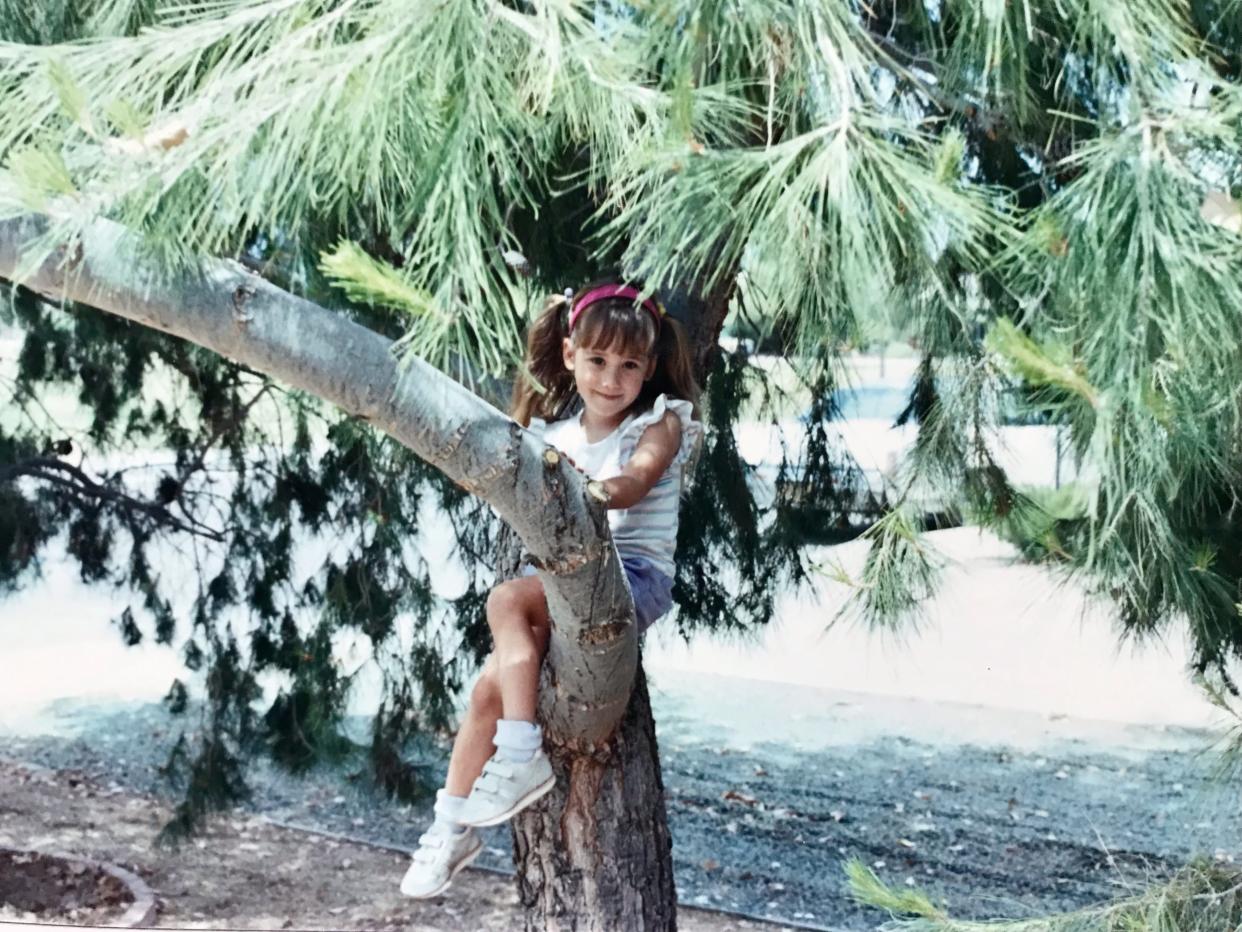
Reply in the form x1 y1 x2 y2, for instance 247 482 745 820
0 213 637 746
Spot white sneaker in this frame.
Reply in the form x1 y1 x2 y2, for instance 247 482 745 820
399 825 482 899
458 752 555 827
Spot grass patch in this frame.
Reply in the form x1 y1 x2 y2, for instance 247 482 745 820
847 857 1242 931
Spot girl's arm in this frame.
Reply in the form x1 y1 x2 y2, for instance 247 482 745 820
601 411 683 510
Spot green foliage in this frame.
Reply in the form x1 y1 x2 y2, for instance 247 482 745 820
845 859 945 922
2 285 495 832
827 507 946 632
157 732 251 847
675 350 778 636
319 241 440 321
6 147 76 209
986 320 1099 410
849 855 1242 931
995 110 1242 677
673 349 814 637
981 482 1092 564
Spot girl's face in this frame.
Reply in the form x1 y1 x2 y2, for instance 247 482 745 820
562 337 656 424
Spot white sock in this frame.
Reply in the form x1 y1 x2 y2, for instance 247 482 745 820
493 718 542 763
432 789 467 833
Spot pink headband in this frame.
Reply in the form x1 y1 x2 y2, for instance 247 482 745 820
568 284 665 333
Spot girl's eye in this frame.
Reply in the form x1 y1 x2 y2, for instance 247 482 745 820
588 357 605 365
624 361 640 370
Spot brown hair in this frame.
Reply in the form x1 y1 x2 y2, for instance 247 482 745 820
510 282 701 427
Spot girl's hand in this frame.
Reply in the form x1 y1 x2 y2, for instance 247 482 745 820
601 411 682 510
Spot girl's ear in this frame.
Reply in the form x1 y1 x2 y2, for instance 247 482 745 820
562 337 576 372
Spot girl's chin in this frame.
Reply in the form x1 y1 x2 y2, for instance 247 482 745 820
584 397 632 420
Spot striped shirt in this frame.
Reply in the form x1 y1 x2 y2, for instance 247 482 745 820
532 394 702 579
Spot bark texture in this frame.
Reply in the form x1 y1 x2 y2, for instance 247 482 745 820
514 663 676 932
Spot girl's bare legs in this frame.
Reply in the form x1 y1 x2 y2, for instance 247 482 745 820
444 657 502 797
484 575 551 721
444 576 550 797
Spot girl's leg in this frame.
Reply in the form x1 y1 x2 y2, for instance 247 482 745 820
401 584 551 897
443 576 550 795
402 666 500 899
444 656 503 798
484 575 551 722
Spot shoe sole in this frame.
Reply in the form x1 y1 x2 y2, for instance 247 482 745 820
400 837 483 900
461 772 556 828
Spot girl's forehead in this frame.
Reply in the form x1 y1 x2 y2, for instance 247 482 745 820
574 340 650 361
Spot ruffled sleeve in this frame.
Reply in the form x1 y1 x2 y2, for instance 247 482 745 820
619 393 703 467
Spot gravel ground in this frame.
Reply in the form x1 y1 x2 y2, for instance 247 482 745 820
2 689 1238 931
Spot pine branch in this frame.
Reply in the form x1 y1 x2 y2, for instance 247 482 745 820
0 454 226 540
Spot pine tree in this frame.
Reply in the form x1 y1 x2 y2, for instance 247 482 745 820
3 1 1242 929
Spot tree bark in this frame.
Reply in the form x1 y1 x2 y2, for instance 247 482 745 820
514 664 676 932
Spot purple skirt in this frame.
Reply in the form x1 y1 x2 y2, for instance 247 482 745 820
521 556 673 634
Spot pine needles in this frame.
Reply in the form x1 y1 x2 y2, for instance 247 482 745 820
828 508 946 633
847 857 1242 932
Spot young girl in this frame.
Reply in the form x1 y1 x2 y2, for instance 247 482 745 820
400 282 702 899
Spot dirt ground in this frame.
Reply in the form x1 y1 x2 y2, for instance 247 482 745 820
8 694 1242 931
0 758 799 931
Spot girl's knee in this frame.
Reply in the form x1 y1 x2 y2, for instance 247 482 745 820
485 577 544 627
496 645 542 676
485 581 517 619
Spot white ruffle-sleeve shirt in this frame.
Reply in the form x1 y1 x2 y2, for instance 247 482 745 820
529 394 702 579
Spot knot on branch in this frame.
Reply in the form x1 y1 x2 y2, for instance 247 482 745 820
521 543 606 576
231 284 257 324
450 422 522 494
545 725 618 760
431 421 470 465
456 458 514 496
577 621 629 647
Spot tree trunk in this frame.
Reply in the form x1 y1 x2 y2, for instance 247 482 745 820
509 283 731 931
514 663 675 931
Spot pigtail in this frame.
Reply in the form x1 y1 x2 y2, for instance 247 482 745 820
510 292 575 426
646 314 701 420
633 313 703 489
